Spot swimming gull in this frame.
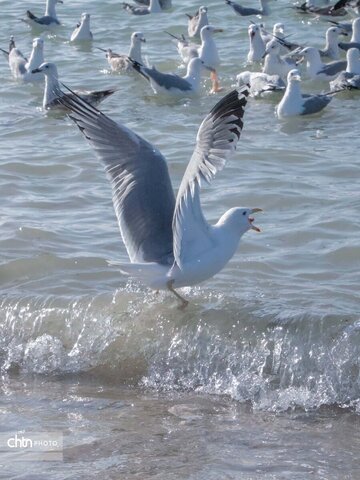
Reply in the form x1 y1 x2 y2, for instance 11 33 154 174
262 39 297 81
225 0 272 16
97 32 146 72
247 23 266 63
24 0 63 27
294 0 347 16
276 69 333 117
1 36 44 83
128 57 214 95
56 86 261 308
329 48 360 90
327 19 353 35
167 26 223 92
237 70 285 96
32 62 116 110
320 26 346 59
133 0 171 8
299 46 347 80
186 6 209 39
122 0 161 15
339 18 360 51
70 13 93 42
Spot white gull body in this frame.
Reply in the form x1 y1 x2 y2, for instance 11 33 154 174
100 32 146 72
276 69 332 117
70 13 93 42
122 0 161 15
263 39 297 81
5 37 44 82
247 24 266 63
25 0 63 27
300 46 347 80
330 48 360 90
55 87 262 308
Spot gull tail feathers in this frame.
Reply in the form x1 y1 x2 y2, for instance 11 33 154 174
108 261 168 287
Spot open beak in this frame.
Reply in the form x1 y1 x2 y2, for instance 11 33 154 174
249 208 262 232
32 67 42 73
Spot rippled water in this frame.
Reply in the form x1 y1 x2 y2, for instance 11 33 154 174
1 0 360 477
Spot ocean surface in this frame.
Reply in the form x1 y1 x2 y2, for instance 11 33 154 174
1 0 360 478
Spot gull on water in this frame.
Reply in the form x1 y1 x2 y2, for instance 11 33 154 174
329 48 360 90
167 26 223 92
133 0 171 9
294 0 347 16
32 62 116 110
70 13 93 42
186 6 209 39
247 23 266 63
299 46 347 80
121 0 161 15
24 0 63 27
262 39 297 81
128 57 214 95
276 69 333 118
1 36 44 83
327 19 353 34
56 86 262 309
97 32 146 72
339 17 360 51
237 70 285 96
319 26 346 59
225 0 272 16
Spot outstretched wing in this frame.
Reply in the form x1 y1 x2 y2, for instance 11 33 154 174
172 87 250 269
57 89 175 265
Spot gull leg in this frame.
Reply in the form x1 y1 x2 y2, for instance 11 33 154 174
167 280 189 310
210 70 223 93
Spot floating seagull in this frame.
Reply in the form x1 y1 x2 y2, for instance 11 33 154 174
319 26 346 59
247 23 266 63
237 70 285 96
299 46 347 80
32 62 116 110
97 32 146 72
262 39 297 81
339 17 360 51
1 36 44 83
276 69 333 117
128 57 214 95
24 0 63 27
327 19 353 34
225 0 272 16
70 13 93 42
260 22 285 45
56 86 261 308
329 48 360 90
167 26 223 92
133 0 171 8
294 0 347 16
186 6 209 39
121 0 161 15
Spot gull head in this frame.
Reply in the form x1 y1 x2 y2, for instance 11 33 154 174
32 62 58 78
131 32 146 44
287 69 301 83
263 39 280 58
327 26 341 39
273 23 284 36
199 5 208 14
32 37 44 50
200 25 224 40
298 46 318 61
80 12 90 22
50 0 63 4
248 24 260 39
188 57 216 73
221 207 262 234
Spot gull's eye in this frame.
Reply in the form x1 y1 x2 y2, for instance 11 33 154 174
243 211 247 216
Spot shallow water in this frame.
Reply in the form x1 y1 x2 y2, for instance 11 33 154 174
0 0 360 477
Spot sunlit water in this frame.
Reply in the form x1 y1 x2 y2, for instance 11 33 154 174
1 0 360 477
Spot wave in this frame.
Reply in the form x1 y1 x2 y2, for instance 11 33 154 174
0 290 359 413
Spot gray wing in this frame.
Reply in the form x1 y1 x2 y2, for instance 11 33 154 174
301 94 332 114
122 3 149 15
173 87 249 269
187 10 199 37
320 60 347 76
226 0 261 16
134 0 169 6
142 66 193 91
26 11 60 25
347 74 360 89
339 42 360 51
329 70 350 90
56 89 175 265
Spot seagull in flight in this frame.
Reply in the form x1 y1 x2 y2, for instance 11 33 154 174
56 86 262 308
